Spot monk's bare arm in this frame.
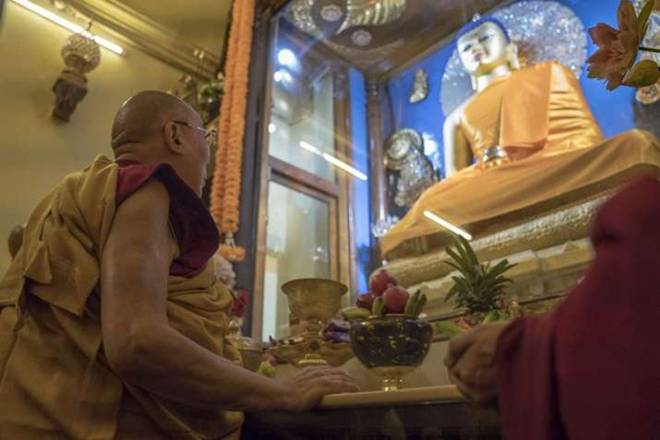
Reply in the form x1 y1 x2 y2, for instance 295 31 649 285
100 180 356 411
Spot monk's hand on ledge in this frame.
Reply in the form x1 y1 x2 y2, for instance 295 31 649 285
281 366 360 412
444 322 508 405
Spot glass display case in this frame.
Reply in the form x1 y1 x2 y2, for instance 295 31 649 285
246 0 659 341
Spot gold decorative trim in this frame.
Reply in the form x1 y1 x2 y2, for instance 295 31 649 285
320 385 463 408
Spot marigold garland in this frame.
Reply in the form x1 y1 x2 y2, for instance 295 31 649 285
212 0 242 223
210 0 256 262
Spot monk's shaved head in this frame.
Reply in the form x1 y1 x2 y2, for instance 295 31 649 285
111 90 197 150
111 90 209 196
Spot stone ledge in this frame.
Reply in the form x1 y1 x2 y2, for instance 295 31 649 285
419 238 593 316
380 196 605 289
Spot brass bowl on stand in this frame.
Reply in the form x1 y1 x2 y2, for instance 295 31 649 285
281 278 347 367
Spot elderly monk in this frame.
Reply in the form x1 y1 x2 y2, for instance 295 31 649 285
444 178 660 439
0 91 358 439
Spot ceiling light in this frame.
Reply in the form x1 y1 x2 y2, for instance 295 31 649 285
299 141 367 181
10 0 124 55
299 140 322 155
322 153 368 181
277 48 297 67
423 210 472 241
273 69 293 84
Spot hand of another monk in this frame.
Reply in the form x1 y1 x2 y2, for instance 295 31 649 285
444 322 508 404
281 366 359 412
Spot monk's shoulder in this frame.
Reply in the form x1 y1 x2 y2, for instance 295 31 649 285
59 155 117 202
116 178 170 218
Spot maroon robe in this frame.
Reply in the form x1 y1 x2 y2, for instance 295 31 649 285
115 160 218 277
497 178 660 439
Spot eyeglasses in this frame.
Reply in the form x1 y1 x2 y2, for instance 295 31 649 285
172 120 217 146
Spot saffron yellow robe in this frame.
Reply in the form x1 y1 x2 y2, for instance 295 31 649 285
381 62 660 257
0 155 242 439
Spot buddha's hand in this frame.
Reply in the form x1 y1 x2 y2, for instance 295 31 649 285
444 322 508 404
281 366 360 412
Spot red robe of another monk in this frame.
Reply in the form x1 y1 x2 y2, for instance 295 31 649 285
497 178 660 439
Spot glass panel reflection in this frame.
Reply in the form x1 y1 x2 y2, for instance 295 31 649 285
268 27 336 182
262 181 331 341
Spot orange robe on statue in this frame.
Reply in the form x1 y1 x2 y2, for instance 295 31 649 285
0 156 242 439
381 61 660 257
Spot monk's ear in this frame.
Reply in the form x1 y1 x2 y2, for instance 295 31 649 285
163 122 185 155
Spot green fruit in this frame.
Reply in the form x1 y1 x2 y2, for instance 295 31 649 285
434 321 463 337
413 293 427 316
341 306 371 320
404 290 421 315
371 297 385 316
256 361 276 378
481 310 499 324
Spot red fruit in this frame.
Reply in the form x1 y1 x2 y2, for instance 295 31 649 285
382 286 409 314
356 292 375 310
370 269 397 296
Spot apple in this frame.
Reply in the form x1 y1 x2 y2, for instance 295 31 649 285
383 285 409 314
370 269 397 296
356 292 375 310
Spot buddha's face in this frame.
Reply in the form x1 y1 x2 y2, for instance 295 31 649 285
457 22 510 76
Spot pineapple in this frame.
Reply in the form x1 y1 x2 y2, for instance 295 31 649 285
444 235 516 324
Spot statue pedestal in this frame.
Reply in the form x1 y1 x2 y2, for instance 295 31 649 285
380 194 608 318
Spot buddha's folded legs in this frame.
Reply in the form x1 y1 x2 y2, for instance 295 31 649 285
381 129 660 257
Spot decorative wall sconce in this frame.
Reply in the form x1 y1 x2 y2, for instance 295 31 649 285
52 32 100 121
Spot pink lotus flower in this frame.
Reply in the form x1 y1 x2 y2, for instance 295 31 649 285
586 0 640 90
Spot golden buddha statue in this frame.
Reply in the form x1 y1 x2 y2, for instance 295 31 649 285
381 17 660 257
